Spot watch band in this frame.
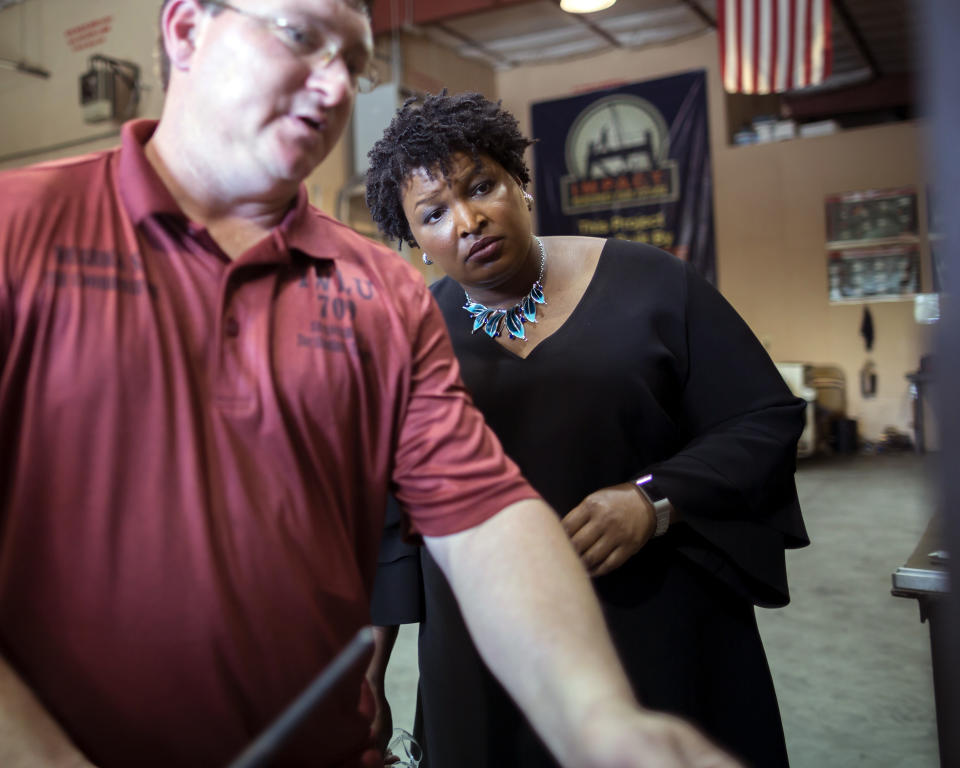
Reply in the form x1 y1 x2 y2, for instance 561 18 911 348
634 474 671 537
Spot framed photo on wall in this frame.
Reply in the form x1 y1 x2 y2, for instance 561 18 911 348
825 187 918 247
827 245 920 302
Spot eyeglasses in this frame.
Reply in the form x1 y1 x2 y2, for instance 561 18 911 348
202 0 380 93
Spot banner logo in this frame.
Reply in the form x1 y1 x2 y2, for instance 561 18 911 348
560 95 678 215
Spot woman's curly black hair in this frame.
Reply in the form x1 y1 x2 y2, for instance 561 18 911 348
365 91 534 248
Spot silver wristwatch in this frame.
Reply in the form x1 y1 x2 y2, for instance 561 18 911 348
634 474 672 537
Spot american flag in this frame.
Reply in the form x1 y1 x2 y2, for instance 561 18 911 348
719 0 833 94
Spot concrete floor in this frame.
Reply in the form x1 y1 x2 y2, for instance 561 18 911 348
381 452 942 767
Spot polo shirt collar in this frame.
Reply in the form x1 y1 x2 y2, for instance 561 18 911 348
117 119 343 263
117 119 183 225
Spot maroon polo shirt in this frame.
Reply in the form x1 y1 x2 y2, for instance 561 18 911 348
0 120 536 767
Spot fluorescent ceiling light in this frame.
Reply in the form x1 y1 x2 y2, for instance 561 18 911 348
560 0 616 13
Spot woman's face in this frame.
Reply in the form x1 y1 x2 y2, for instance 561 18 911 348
400 151 535 295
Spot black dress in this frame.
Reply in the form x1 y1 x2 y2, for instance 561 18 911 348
376 240 809 768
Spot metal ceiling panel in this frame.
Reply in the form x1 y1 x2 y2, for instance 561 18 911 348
382 0 918 98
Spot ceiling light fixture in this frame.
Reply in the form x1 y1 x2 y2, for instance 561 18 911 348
559 0 616 13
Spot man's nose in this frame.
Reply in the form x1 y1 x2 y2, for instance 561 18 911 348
306 54 352 103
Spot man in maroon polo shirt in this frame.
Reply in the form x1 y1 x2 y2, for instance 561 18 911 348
0 2 740 767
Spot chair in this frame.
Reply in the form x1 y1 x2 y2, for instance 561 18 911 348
775 362 818 458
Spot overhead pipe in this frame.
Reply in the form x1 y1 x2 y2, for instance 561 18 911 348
0 56 49 78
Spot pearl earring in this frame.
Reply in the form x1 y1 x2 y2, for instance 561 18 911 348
422 253 434 265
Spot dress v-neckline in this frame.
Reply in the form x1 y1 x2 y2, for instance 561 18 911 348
484 240 608 362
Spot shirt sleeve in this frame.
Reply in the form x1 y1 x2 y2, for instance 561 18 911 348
0 273 10 373
390 280 540 538
370 495 423 626
0 213 13 373
644 260 809 606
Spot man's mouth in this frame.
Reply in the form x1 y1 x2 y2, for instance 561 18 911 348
295 115 325 132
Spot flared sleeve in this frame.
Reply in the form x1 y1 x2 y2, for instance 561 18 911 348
641 257 809 607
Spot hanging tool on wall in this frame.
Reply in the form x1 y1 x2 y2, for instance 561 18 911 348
860 305 875 351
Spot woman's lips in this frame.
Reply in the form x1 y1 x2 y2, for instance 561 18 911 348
467 237 503 262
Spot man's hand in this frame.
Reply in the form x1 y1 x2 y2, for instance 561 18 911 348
0 654 96 768
562 482 655 577
576 703 743 768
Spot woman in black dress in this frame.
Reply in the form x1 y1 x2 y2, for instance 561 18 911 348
365 92 809 768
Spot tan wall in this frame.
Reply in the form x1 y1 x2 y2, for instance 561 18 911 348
0 0 165 169
495 32 934 442
400 30 496 99
0 0 357 207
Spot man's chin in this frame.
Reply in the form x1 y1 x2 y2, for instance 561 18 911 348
270 148 326 188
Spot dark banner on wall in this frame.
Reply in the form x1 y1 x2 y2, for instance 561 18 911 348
531 70 715 283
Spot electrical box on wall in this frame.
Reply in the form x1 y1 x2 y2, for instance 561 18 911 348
79 55 140 124
351 84 404 176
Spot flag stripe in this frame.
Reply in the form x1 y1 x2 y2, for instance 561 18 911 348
718 0 728 92
822 0 833 79
810 0 825 83
733 0 749 93
721 0 831 94
742 0 754 93
770 0 780 92
776 0 789 91
756 0 771 93
795 0 807 88
722 0 734 92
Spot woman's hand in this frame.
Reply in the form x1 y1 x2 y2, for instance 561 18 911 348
369 684 394 761
365 626 399 760
562 482 656 577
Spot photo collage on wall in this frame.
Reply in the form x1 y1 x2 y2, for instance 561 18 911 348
824 187 921 303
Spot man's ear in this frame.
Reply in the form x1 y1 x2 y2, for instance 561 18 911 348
160 0 206 77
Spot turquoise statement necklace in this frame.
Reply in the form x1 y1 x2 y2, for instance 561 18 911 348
462 236 547 341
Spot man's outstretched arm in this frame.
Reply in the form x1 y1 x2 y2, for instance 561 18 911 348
0 653 93 768
425 498 741 768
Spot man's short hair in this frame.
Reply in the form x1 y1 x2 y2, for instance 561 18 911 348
156 0 375 91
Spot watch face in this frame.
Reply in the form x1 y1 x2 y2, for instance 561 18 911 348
636 476 666 503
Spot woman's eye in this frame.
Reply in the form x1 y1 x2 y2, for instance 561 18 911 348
473 181 492 195
424 208 444 224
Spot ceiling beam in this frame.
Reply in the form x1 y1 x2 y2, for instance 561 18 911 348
371 0 541 34
547 0 622 48
832 0 882 79
433 22 519 67
783 73 913 120
679 0 716 28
